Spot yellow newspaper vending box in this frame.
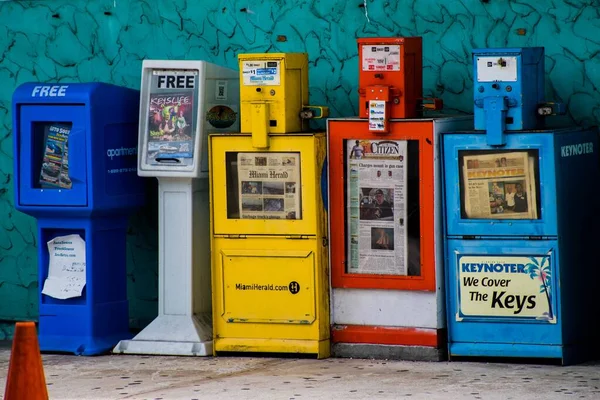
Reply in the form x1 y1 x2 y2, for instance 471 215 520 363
209 53 330 358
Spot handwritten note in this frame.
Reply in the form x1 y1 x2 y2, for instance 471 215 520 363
41 234 86 300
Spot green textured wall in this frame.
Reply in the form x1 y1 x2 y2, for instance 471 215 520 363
0 0 599 338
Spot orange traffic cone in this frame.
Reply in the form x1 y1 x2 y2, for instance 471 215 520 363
3 321 48 400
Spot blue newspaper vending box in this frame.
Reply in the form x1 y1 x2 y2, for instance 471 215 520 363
442 48 600 365
12 83 145 355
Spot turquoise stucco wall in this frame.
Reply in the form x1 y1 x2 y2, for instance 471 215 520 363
0 0 599 338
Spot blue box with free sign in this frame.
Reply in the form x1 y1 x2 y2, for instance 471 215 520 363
12 82 146 355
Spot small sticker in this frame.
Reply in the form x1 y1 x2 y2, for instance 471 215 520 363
216 80 227 101
206 105 237 129
362 45 400 72
288 281 300 294
368 100 386 131
242 61 281 86
476 56 517 82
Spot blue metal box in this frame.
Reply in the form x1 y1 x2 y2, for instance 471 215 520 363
442 127 600 364
12 82 145 355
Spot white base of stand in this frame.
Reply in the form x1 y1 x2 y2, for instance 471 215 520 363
114 313 213 356
114 178 213 357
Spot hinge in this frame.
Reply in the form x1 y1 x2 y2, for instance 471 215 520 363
214 234 247 239
461 235 481 240
286 235 310 240
528 236 551 240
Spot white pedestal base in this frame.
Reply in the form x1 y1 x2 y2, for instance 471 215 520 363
114 177 213 357
114 313 212 356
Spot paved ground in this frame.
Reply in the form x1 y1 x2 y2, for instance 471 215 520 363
2 349 600 399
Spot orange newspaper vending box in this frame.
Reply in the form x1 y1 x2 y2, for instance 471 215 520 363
328 37 471 360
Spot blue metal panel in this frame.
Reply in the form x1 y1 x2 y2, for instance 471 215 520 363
87 84 144 214
13 83 96 106
445 239 562 358
443 130 562 237
449 342 563 360
18 106 88 207
36 217 131 355
552 129 600 347
12 82 144 217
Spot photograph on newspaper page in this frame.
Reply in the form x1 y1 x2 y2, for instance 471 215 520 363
346 139 408 276
461 151 538 219
237 152 301 220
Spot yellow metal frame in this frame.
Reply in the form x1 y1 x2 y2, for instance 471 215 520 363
211 133 322 236
209 133 330 358
239 53 309 137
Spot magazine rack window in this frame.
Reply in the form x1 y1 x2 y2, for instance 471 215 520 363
342 139 421 277
442 132 556 238
457 149 541 220
18 105 88 207
225 151 303 220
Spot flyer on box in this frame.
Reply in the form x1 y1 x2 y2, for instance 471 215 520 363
461 151 538 219
237 152 301 220
346 139 408 276
41 234 86 300
39 123 72 189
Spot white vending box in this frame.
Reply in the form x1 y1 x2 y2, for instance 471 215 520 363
114 60 240 356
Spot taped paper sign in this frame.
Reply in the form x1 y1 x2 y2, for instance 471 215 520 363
42 234 86 300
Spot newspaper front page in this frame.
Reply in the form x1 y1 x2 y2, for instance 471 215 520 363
462 151 537 219
346 139 408 276
237 152 301 220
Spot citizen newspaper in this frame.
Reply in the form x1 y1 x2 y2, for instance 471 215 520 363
346 139 408 275
237 152 301 219
462 151 537 219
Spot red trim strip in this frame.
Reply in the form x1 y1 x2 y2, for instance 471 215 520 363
332 325 442 348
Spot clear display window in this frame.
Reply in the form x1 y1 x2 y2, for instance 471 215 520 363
144 70 199 166
458 150 541 220
34 122 73 189
225 152 302 220
344 139 421 277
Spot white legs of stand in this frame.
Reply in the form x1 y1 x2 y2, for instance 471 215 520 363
114 178 213 356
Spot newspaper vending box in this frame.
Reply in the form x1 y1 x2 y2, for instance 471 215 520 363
210 53 330 358
12 82 145 355
442 47 600 365
114 60 240 356
328 37 472 361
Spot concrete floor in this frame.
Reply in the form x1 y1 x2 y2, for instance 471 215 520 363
2 348 600 399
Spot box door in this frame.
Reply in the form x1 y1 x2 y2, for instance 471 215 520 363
443 132 557 237
18 105 88 207
211 134 324 236
446 238 561 347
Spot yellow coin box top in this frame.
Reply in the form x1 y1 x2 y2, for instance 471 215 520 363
238 53 309 135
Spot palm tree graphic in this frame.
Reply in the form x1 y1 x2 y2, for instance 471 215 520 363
525 256 553 320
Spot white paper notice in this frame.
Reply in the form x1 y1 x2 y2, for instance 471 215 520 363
42 234 86 300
